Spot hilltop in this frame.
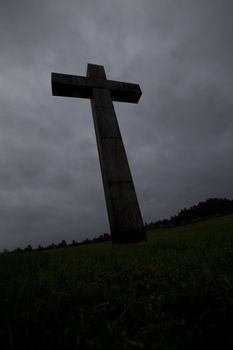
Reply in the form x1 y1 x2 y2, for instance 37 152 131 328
1 214 233 349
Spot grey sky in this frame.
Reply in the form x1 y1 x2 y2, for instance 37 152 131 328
0 0 232 250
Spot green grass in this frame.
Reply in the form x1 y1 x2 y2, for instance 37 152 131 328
1 214 233 349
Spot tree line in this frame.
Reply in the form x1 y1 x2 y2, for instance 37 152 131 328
146 197 233 230
3 233 111 254
3 197 233 254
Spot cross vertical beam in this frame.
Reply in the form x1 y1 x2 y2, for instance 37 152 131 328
51 64 147 244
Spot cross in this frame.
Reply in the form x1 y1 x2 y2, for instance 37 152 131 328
51 64 147 244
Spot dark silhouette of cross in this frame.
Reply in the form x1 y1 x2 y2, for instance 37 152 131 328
51 64 146 244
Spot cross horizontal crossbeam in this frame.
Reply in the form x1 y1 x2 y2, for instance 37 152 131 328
51 72 142 103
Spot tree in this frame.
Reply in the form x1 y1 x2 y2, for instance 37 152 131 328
24 244 32 252
58 240 67 248
13 247 23 253
47 243 57 250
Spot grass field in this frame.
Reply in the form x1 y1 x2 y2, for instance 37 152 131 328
1 214 233 349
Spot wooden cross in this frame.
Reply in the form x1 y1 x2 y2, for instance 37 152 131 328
51 64 147 244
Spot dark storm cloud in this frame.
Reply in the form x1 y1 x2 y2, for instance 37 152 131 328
0 0 232 250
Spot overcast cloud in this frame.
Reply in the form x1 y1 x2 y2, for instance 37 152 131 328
0 0 232 250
